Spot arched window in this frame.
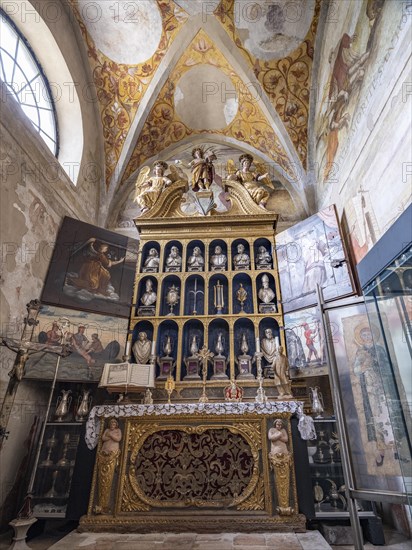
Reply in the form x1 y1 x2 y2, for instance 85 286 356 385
0 9 58 155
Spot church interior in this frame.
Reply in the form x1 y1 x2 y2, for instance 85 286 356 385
0 1 411 549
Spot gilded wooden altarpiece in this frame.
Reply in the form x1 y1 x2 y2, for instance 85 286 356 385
81 409 305 532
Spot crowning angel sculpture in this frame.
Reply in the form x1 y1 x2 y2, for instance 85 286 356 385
133 161 185 214
226 154 272 209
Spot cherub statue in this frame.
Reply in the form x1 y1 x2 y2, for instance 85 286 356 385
133 161 174 214
227 154 271 208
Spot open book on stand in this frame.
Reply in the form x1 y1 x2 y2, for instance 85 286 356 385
99 362 155 393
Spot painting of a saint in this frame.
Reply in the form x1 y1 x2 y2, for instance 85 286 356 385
41 217 138 317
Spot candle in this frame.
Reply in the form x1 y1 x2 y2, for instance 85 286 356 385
275 336 280 349
255 337 260 353
125 341 131 356
151 339 156 355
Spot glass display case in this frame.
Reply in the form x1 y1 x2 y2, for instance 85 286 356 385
362 244 412 497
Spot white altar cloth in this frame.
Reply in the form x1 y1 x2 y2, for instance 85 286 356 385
85 401 304 450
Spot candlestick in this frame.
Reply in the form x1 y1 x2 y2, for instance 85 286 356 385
275 336 280 349
151 340 156 356
255 337 260 353
125 341 131 357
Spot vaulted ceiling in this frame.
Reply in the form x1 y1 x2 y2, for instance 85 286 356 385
69 0 322 225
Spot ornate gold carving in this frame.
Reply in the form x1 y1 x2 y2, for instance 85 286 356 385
68 0 187 186
269 452 294 516
94 449 120 514
121 477 150 512
237 476 265 511
125 422 260 510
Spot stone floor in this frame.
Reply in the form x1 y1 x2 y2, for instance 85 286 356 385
1 527 410 550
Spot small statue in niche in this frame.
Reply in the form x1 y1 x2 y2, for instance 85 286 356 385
134 161 172 214
140 279 157 306
256 245 272 269
227 154 271 209
268 419 293 516
165 246 182 272
233 243 250 270
138 279 157 316
187 246 205 271
142 248 160 273
132 331 151 364
210 245 227 271
261 328 279 364
94 418 122 515
258 274 277 313
271 346 293 399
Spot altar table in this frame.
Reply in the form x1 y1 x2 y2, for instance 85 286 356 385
80 401 307 533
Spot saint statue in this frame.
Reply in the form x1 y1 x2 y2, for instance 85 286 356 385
258 274 275 304
210 245 227 271
94 418 122 514
165 246 182 272
229 153 270 208
268 419 290 456
261 328 278 364
134 161 172 214
142 248 160 273
132 332 151 364
256 245 272 269
175 146 216 191
233 243 250 270
140 279 157 306
187 246 204 271
272 346 293 398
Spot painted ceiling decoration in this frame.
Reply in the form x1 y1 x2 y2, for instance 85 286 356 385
122 30 292 184
68 0 321 194
70 0 187 186
216 0 321 165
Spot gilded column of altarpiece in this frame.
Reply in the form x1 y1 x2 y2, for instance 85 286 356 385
80 402 306 533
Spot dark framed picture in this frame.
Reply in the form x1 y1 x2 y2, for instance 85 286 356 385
24 305 128 382
276 205 356 313
284 306 328 379
41 217 139 317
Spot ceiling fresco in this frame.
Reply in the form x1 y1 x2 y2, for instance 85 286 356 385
69 0 321 195
122 31 292 184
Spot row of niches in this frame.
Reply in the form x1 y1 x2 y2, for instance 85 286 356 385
131 317 282 382
140 238 274 274
136 272 278 317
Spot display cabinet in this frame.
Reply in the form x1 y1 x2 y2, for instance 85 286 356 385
129 214 293 400
31 381 96 518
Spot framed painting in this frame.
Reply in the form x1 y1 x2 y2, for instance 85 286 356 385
276 205 356 313
24 305 128 382
284 306 328 379
327 302 407 490
41 216 139 317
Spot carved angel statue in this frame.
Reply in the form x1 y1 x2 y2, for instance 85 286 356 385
175 146 217 191
134 160 184 214
226 154 272 209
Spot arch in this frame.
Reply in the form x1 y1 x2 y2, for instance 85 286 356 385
4 1 85 185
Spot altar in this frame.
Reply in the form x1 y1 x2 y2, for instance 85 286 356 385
79 401 306 533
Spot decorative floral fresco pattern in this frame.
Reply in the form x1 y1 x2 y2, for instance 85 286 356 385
122 31 293 183
215 0 321 167
69 0 188 187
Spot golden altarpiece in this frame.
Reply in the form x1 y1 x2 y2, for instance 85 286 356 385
80 164 308 532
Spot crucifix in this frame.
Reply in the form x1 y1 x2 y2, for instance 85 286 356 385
188 277 204 315
0 300 71 449
196 345 214 403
